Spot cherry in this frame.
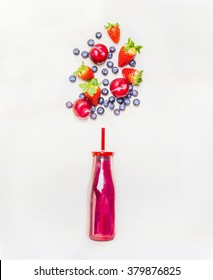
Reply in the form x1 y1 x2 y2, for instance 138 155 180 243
89 44 108 64
73 98 92 118
109 78 129 98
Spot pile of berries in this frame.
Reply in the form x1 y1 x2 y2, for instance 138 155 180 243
66 22 143 120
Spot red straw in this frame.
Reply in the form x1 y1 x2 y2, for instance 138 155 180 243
101 127 105 151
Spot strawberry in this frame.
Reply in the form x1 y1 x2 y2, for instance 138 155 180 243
118 38 143 67
105 22 120 43
79 78 101 106
74 62 94 81
122 68 143 86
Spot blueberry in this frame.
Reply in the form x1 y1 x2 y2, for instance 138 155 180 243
108 53 113 59
102 79 109 86
66 101 73 109
106 61 114 68
112 66 119 74
109 96 115 103
95 32 102 39
97 106 105 115
114 108 120 116
91 106 96 113
129 84 133 91
133 99 140 106
117 98 124 104
129 59 136 67
109 103 115 110
126 94 132 99
87 39 95 46
132 89 138 97
98 97 104 105
124 98 131 105
73 48 80 55
103 100 109 107
109 46 116 53
102 68 108 75
102 88 109 95
90 113 97 120
69 75 76 83
91 66 98 73
119 103 126 111
79 93 85 99
81 51 89 58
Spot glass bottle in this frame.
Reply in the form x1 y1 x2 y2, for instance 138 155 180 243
89 151 115 241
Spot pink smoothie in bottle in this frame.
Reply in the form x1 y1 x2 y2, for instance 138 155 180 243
89 129 115 241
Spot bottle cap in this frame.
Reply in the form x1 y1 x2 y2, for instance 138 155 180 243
92 151 114 156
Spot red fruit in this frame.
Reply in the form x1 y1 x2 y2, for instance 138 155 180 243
84 87 101 106
109 78 129 98
89 44 108 64
118 38 143 67
79 78 102 106
122 68 143 86
74 62 94 81
105 22 120 43
73 98 92 119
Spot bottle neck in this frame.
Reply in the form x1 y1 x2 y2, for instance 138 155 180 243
91 155 114 190
92 155 113 176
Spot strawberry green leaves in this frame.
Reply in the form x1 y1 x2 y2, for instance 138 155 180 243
125 38 143 53
79 78 101 96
